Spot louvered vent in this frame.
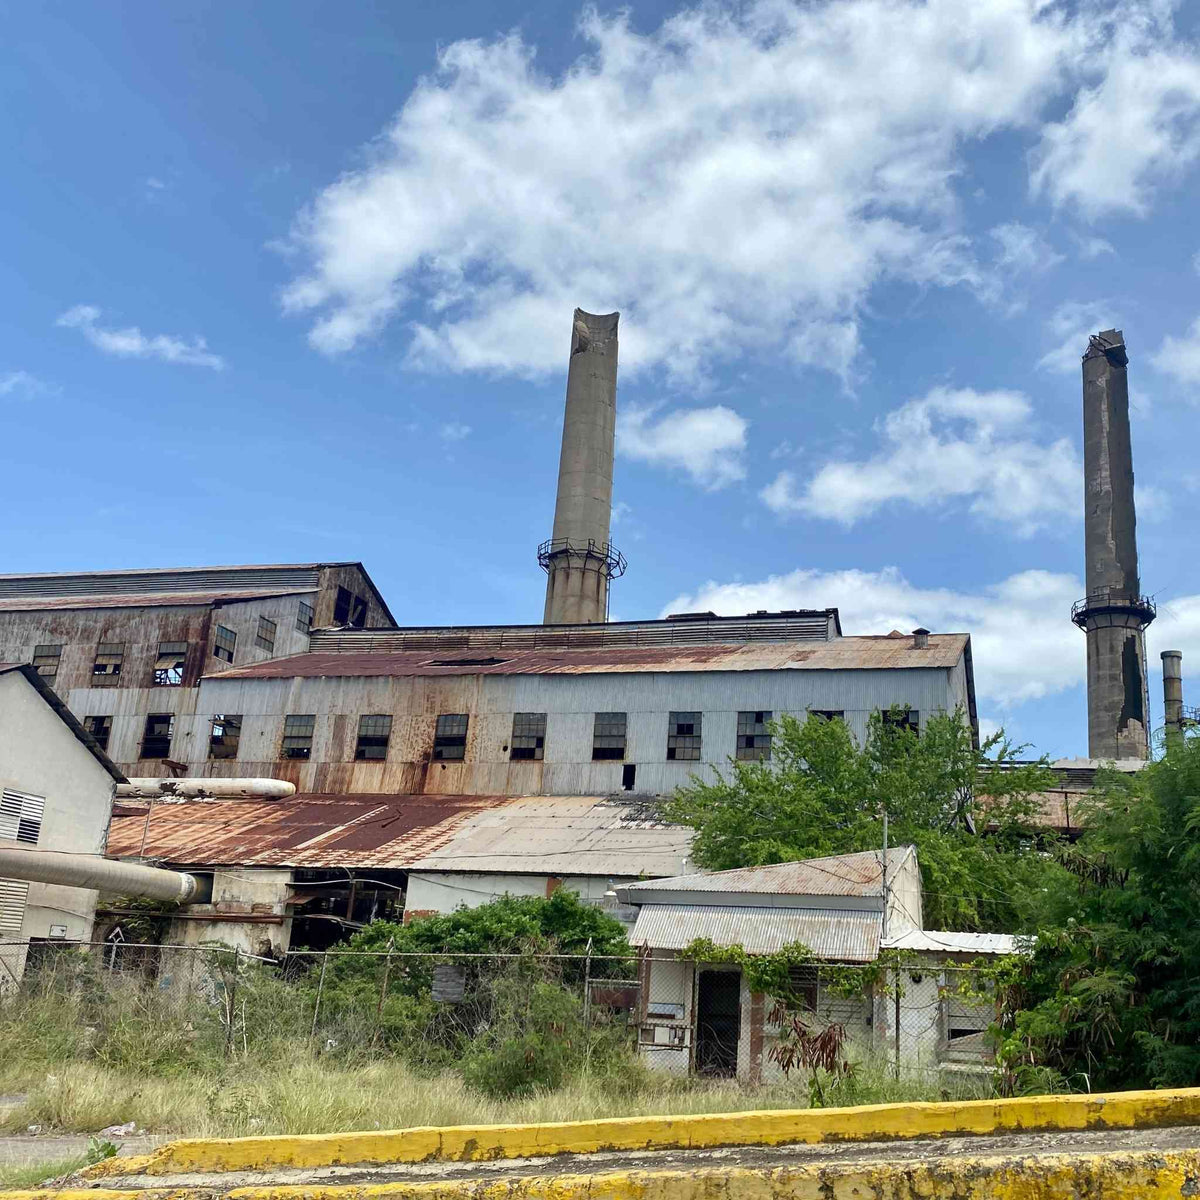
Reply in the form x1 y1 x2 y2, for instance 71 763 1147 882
0 789 45 846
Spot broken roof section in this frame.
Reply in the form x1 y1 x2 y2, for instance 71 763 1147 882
105 792 692 876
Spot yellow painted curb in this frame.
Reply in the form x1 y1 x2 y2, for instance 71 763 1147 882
23 1149 1200 1200
77 1086 1200 1178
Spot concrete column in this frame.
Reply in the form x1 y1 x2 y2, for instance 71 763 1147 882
1162 650 1183 754
540 309 625 624
1074 330 1154 760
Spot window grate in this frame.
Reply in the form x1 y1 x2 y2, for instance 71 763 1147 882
209 715 242 760
140 714 174 759
282 714 315 759
1 788 45 846
510 712 546 760
592 712 627 761
153 641 188 686
32 644 63 678
355 714 392 760
213 625 237 664
667 711 702 761
736 710 772 761
433 713 468 761
84 714 112 752
255 616 277 654
92 642 124 686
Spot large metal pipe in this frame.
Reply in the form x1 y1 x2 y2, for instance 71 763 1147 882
0 848 210 903
117 778 296 800
540 309 624 625
1072 330 1155 760
1162 650 1184 754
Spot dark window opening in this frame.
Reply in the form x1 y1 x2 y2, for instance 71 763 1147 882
334 587 368 628
592 712 627 761
809 709 845 723
622 763 637 790
736 710 772 761
786 964 818 1012
667 711 702 761
92 642 124 686
881 707 919 736
153 641 188 687
255 616 277 654
209 715 242 760
356 714 393 760
510 712 546 760
297 600 314 634
213 625 237 664
282 714 316 759
427 656 509 668
433 713 468 761
83 714 112 752
32 644 62 678
140 713 174 759
696 970 741 1078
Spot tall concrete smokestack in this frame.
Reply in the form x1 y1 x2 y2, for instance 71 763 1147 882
1161 650 1183 754
539 309 626 624
1071 329 1156 760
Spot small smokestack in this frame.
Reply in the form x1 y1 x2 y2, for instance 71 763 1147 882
539 309 625 624
1162 650 1183 754
1072 330 1155 760
912 628 930 649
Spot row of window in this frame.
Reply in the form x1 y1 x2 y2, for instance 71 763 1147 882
88 707 919 762
30 601 316 686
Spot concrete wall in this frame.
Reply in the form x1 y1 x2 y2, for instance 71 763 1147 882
177 664 967 795
165 867 294 959
0 670 116 969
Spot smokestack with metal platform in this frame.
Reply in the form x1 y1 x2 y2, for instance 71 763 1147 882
1071 329 1155 760
539 308 626 624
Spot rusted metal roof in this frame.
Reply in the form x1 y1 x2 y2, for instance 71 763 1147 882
206 635 969 681
630 904 882 961
0 589 315 613
105 792 691 874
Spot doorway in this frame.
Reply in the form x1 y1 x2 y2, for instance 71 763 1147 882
696 969 741 1077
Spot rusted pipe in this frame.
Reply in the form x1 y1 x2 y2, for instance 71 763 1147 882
117 779 296 800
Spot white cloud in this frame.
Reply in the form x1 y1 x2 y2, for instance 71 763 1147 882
439 421 473 441
760 386 1079 534
663 564 1087 708
1037 299 1118 374
611 500 633 525
1072 232 1115 259
618 404 748 490
989 222 1064 277
0 370 53 399
283 0 1195 378
1151 316 1200 391
56 305 225 370
1032 17 1200 217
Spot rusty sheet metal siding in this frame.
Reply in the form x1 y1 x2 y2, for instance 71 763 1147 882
181 664 968 795
314 565 396 630
630 905 882 960
0 565 323 600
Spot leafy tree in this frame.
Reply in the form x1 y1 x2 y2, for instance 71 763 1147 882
663 708 1061 931
998 741 1200 1090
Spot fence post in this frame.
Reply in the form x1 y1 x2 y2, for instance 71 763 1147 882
583 937 593 1030
893 965 901 1081
372 938 395 1051
310 952 329 1046
224 947 240 1059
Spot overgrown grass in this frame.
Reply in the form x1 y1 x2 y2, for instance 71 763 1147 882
0 1156 89 1189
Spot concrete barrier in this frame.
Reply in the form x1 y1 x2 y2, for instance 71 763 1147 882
78 1087 1200 1178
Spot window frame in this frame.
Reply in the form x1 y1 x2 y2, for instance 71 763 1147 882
297 600 315 635
91 642 124 686
880 707 920 736
255 616 277 654
809 709 845 723
355 714 393 761
213 625 237 664
432 713 469 762
592 711 627 761
139 713 175 760
31 644 63 678
83 714 113 752
152 640 188 687
510 712 547 761
209 714 242 760
281 714 316 760
736 710 773 761
666 711 703 761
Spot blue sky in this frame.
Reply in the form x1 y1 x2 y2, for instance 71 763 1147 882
4 0 1200 758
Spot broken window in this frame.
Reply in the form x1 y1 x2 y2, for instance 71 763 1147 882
333 587 368 628
510 712 546 760
432 713 468 761
282 714 315 759
355 714 392 760
140 713 174 759
667 712 702 761
32 644 62 679
809 709 845 723
881 707 919 736
592 712 627 761
83 714 112 752
92 642 124 686
213 625 237 664
297 600 314 635
786 964 819 1012
255 616 277 654
736 711 772 761
153 641 188 686
0 788 44 845
209 715 241 760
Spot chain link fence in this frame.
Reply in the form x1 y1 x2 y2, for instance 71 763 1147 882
0 939 1000 1093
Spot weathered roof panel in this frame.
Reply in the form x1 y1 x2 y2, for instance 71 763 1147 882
884 929 1020 956
631 904 882 961
0 589 315 613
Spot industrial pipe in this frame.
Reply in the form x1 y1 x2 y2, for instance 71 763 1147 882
0 847 210 903
1162 650 1184 755
117 778 296 800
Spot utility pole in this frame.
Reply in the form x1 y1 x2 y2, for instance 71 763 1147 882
881 808 889 942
